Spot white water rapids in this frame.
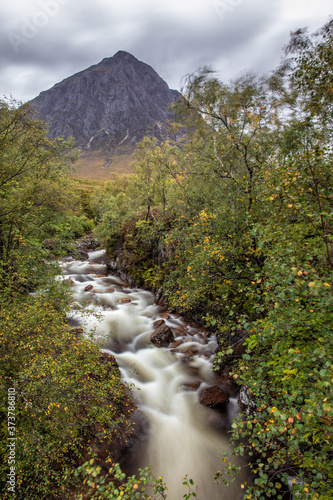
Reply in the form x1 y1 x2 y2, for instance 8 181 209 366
60 250 248 499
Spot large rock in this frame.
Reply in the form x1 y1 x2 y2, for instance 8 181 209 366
199 385 229 409
75 249 89 260
150 324 174 347
153 319 165 328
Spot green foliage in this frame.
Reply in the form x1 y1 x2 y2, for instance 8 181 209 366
76 459 199 500
76 460 167 499
0 278 134 499
285 19 333 122
92 174 140 252
0 98 85 291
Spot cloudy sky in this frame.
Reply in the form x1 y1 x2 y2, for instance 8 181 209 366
1 0 332 103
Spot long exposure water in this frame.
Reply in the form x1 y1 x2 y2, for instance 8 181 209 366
60 249 247 499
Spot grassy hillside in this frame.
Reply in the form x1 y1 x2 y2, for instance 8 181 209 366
72 151 134 181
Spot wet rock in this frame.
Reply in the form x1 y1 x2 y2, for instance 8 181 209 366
76 249 89 260
103 304 115 310
160 313 171 320
150 324 174 347
116 297 131 304
170 339 183 349
180 381 201 391
84 284 94 292
180 346 199 357
199 385 229 409
76 234 100 251
153 319 165 328
173 327 187 336
181 351 198 362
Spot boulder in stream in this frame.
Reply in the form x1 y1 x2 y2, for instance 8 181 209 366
153 319 165 328
76 234 100 251
150 324 174 347
76 249 89 260
116 297 132 304
199 385 229 409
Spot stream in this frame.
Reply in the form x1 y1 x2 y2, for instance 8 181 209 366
60 249 248 499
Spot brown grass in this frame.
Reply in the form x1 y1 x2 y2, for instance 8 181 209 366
72 152 135 182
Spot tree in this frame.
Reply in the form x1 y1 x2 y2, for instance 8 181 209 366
285 19 333 123
218 20 333 499
0 99 77 292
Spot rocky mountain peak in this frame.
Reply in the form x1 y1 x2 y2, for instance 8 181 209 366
29 51 181 169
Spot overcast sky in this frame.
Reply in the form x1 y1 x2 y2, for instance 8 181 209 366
1 0 332 103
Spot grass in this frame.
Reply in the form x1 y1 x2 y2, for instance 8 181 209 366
72 151 135 182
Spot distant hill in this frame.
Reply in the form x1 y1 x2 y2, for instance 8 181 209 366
29 51 181 179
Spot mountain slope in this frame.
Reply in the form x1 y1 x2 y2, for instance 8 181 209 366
29 51 181 175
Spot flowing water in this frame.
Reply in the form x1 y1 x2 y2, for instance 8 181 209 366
61 250 247 499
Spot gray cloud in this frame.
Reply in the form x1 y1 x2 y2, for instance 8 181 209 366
0 0 331 102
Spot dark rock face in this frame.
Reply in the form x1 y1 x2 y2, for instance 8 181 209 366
198 385 230 409
150 324 174 347
29 51 181 162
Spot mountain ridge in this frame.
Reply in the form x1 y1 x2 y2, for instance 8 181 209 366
29 51 181 176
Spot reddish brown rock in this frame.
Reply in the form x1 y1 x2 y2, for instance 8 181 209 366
150 324 174 347
180 381 201 391
153 319 165 328
173 328 187 336
170 339 183 349
199 385 229 409
84 284 94 291
116 297 131 304
180 350 198 361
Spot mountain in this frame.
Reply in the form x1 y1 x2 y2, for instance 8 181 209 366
29 51 181 177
